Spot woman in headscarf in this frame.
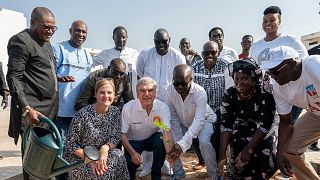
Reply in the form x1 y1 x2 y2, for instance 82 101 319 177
217 58 277 179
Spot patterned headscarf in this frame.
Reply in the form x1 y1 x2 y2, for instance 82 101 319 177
228 58 262 84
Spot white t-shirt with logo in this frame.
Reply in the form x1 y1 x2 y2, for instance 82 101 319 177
250 33 308 65
273 55 320 116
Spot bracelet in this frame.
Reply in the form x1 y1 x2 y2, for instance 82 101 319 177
22 109 30 117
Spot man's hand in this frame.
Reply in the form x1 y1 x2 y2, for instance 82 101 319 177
276 151 293 177
168 143 182 164
57 76 75 82
1 97 8 109
217 158 228 177
25 108 43 125
130 151 142 165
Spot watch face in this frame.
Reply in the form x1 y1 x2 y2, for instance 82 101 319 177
249 148 253 154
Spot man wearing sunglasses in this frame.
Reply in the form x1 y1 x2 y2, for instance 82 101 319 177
261 46 320 179
75 58 133 111
192 41 233 177
6 7 58 179
136 28 185 176
166 64 217 179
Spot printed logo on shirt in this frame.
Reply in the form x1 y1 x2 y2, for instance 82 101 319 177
306 84 319 99
257 48 270 65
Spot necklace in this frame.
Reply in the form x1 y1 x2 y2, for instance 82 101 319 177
239 89 256 99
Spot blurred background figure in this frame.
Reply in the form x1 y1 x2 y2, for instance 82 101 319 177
179 37 201 66
238 35 254 59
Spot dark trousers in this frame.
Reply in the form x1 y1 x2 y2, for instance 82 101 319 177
124 132 166 180
212 110 221 160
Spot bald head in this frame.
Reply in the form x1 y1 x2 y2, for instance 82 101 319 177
203 41 218 51
31 7 54 21
71 20 86 29
154 28 170 56
69 20 87 48
173 64 192 80
110 58 126 70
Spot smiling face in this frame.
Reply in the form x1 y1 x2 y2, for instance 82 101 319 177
69 21 87 48
137 83 157 109
113 28 128 51
31 15 56 42
262 13 281 36
154 29 170 56
234 72 255 95
241 36 253 51
95 83 115 108
202 41 219 69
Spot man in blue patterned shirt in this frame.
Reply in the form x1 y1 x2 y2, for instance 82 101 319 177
192 41 233 161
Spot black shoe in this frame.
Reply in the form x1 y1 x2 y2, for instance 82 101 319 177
309 144 320 151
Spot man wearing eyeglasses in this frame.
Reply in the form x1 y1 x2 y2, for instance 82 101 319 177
52 20 92 180
75 58 133 111
165 64 217 180
6 7 58 179
209 27 238 63
93 26 139 97
260 46 320 180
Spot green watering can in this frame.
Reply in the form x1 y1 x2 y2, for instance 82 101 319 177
22 116 100 179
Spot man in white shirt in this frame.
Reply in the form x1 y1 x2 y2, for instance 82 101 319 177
166 64 217 179
121 77 173 180
209 27 238 63
93 26 139 96
260 46 320 180
136 28 186 102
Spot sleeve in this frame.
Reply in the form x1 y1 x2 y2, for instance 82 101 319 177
74 71 97 111
121 76 134 103
52 44 63 69
64 111 85 154
121 103 131 133
177 90 206 152
6 35 30 108
136 52 145 78
273 86 292 115
220 88 236 133
289 36 308 59
108 107 121 146
231 48 239 60
165 89 183 143
162 103 172 129
92 51 104 67
257 93 276 133
0 62 9 97
224 68 234 90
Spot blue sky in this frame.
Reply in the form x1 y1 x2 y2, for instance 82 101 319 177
1 0 319 53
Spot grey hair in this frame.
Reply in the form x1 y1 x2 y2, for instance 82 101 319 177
136 77 158 92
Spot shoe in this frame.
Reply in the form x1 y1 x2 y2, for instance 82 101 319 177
138 168 151 177
309 144 320 151
161 160 170 174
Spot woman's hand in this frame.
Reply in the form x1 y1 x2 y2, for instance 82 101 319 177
90 161 107 176
235 148 252 169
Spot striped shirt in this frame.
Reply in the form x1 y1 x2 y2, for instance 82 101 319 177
192 58 230 111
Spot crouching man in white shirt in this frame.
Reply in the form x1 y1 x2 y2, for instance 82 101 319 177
260 46 320 180
121 77 173 180
166 64 217 179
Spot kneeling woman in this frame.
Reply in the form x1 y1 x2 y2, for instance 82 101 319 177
64 78 129 180
218 58 277 179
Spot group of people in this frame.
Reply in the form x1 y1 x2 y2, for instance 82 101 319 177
2 4 320 180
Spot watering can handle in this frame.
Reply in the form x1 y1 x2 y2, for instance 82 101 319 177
38 116 63 150
23 116 63 152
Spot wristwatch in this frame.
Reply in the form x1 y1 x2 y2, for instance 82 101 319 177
22 107 32 117
248 148 253 154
